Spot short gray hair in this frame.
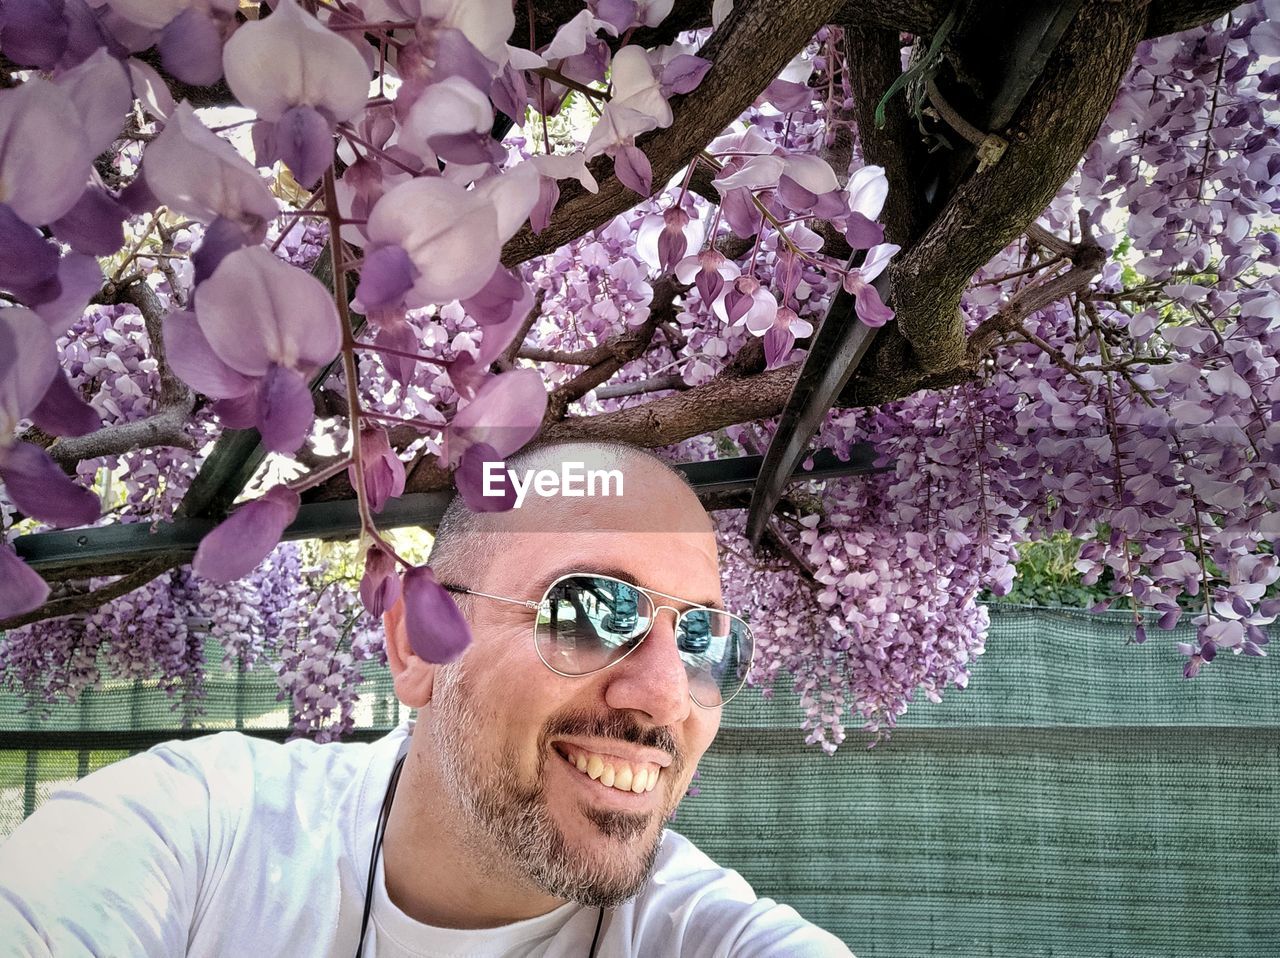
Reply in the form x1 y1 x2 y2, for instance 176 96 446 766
427 440 697 614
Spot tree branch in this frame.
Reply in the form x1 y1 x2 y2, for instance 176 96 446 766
887 0 1149 374
121 279 190 407
0 558 182 632
500 0 846 268
544 275 687 420
46 401 197 468
593 372 689 400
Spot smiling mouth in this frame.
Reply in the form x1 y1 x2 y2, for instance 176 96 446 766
553 743 661 795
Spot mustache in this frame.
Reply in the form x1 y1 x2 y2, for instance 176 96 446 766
542 707 683 774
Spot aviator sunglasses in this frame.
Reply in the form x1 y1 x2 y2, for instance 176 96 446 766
442 573 756 708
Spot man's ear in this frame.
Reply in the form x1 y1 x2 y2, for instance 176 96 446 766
384 596 436 708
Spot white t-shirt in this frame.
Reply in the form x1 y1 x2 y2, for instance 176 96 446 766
0 720 853 957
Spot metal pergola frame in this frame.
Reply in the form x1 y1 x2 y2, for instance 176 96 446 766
14 448 884 577
7 2 1089 617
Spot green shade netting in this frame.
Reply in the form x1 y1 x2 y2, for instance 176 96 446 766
2 604 1276 956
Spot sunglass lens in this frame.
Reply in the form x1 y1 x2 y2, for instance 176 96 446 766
536 576 650 674
678 609 753 707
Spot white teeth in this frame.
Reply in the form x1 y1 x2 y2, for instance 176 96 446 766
563 747 660 794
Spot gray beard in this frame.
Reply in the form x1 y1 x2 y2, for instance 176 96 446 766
430 666 667 908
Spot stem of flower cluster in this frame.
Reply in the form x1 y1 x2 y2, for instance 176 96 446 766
338 127 419 175
352 339 450 367
358 409 445 432
286 454 355 494
322 165 383 557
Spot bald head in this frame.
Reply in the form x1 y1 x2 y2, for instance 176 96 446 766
429 441 714 601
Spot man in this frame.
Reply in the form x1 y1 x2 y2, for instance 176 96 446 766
0 441 853 956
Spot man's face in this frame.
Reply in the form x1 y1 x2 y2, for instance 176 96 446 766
427 475 723 907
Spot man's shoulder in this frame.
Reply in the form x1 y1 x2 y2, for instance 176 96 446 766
621 830 853 956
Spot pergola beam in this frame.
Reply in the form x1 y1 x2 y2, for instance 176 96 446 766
12 449 881 579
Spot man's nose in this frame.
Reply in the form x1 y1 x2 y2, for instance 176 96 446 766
601 605 692 725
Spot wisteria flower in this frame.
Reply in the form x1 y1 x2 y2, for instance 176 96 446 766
223 0 372 187
193 484 300 583
349 426 406 514
0 307 101 530
583 46 673 195
675 248 740 304
529 151 599 234
445 368 547 510
359 544 402 617
145 102 280 281
842 243 900 327
164 246 341 453
0 542 49 619
400 564 472 663
398 75 502 171
747 305 813 369
716 275 778 328
838 165 889 249
357 165 537 311
106 0 237 84
636 206 705 273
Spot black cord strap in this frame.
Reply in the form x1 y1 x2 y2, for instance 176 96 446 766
354 751 608 957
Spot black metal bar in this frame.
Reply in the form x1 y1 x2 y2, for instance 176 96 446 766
746 3 1085 547
15 448 880 575
0 728 391 751
744 284 881 545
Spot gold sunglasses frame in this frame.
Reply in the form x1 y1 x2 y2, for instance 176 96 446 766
444 572 756 708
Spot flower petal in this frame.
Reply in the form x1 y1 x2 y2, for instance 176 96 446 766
34 252 102 336
160 8 225 86
401 564 472 663
0 544 49 619
144 101 278 235
256 362 314 454
854 283 894 327
264 105 335 188
374 322 419 387
0 78 91 225
359 544 401 617
0 441 100 528
366 176 500 304
222 0 371 122
163 309 254 399
192 484 300 583
354 244 417 313
859 242 900 283
191 215 254 286
349 426 405 514
762 323 794 369
845 164 888 220
0 0 69 69
29 370 99 438
49 181 128 256
0 307 58 431
456 441 516 512
614 143 652 197
446 367 547 467
53 47 132 157
0 204 62 307
195 245 342 377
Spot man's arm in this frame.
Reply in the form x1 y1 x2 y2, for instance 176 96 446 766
0 745 213 956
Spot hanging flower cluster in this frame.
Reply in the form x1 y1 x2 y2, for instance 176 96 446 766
0 3 1276 751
